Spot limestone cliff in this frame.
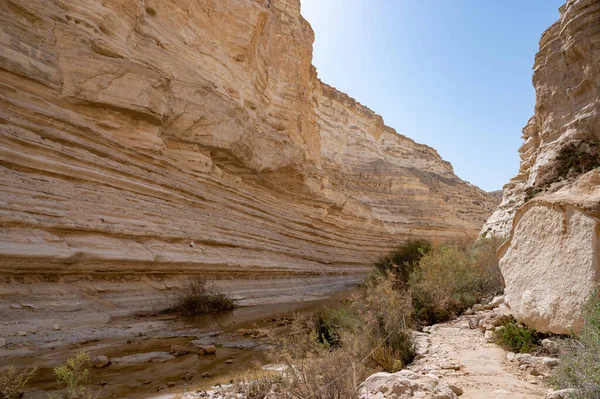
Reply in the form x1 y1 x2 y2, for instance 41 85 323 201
482 0 600 238
0 0 496 299
485 0 600 333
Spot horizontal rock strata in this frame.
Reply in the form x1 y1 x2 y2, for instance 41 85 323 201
0 0 496 310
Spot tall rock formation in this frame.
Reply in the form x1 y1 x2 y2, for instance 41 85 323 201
484 0 600 334
0 0 496 309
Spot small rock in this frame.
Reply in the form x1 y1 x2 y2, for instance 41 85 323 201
166 382 175 387
449 384 463 396
170 344 189 357
92 355 111 368
490 295 505 308
484 330 494 342
197 345 217 355
200 372 212 378
483 304 494 311
468 318 479 329
515 353 536 365
506 352 516 361
472 304 485 312
0 338 6 347
440 363 460 371
225 359 233 364
10 304 22 309
53 324 60 331
96 381 108 386
519 364 528 370
545 388 576 399
541 338 561 354
182 370 196 381
530 368 542 376
463 308 474 315
542 357 560 367
17 331 27 337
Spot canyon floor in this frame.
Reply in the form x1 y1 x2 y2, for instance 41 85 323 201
2 289 554 399
408 314 549 399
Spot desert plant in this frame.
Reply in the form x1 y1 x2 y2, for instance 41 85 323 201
354 274 414 370
550 293 600 399
47 351 99 399
555 141 600 181
165 277 235 315
372 240 432 288
409 238 504 326
0 366 37 399
495 322 540 353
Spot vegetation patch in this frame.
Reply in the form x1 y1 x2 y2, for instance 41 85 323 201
550 293 600 399
164 277 235 315
409 238 504 326
48 351 99 399
0 366 37 399
555 141 600 181
494 321 541 353
372 239 432 289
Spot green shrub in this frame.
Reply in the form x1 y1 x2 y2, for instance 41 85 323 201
315 307 360 348
0 366 36 399
409 238 504 326
373 240 432 288
165 277 235 315
550 293 600 399
495 322 540 353
48 351 99 399
356 274 415 370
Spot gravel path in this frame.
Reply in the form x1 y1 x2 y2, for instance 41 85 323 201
409 313 548 398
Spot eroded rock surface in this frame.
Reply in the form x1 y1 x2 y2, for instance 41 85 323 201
0 0 496 318
498 170 600 334
482 0 600 333
482 0 600 238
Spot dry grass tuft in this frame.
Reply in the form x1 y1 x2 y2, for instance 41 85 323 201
165 277 235 315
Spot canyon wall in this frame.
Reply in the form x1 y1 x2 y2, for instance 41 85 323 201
0 0 496 311
486 0 600 333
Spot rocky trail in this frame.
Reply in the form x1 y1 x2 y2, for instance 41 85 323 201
410 317 547 398
360 302 566 399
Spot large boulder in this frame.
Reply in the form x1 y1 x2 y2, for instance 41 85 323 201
498 170 600 334
358 370 458 399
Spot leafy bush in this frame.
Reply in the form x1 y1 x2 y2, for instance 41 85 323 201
373 240 432 288
165 277 235 315
495 322 540 353
550 293 600 399
0 366 36 399
48 351 99 399
409 238 504 326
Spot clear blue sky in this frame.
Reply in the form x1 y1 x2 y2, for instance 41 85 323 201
300 0 564 191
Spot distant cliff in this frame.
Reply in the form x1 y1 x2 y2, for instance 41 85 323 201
0 0 496 285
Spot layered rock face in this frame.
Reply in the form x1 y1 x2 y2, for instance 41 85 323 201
0 0 495 308
485 0 600 333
